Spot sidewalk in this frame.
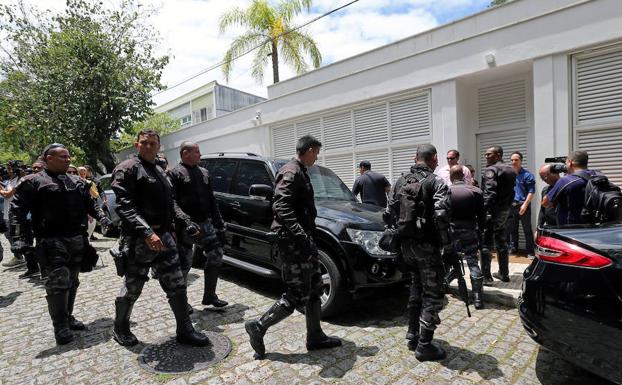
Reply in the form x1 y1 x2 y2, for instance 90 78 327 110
448 259 530 308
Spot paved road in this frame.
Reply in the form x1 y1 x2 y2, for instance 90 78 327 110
0 235 614 385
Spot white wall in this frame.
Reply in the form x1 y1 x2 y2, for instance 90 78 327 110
431 80 459 166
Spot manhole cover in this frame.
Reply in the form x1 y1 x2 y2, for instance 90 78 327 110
138 331 231 374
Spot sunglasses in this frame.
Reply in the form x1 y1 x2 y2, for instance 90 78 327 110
67 170 78 175
446 157 456 161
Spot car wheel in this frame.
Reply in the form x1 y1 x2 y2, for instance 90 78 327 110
100 211 118 237
317 249 350 318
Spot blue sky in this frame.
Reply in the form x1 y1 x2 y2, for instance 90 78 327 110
19 0 493 103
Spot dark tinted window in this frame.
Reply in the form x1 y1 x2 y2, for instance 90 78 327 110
233 161 273 196
202 159 237 193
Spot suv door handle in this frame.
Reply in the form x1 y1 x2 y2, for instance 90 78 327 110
230 201 241 207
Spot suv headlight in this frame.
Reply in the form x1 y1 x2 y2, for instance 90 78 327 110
346 228 395 256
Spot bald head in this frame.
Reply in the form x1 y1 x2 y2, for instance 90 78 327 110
180 141 201 166
449 165 464 183
539 164 560 186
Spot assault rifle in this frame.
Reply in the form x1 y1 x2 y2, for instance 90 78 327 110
443 246 471 318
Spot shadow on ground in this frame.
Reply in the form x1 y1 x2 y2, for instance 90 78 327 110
0 291 21 308
266 339 378 378
192 303 250 334
36 317 114 358
535 347 618 385
438 339 503 380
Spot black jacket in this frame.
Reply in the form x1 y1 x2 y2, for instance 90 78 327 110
271 159 316 237
167 162 224 229
111 155 175 238
10 169 106 239
482 161 516 212
448 181 485 230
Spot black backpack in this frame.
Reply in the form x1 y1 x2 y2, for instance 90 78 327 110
576 172 622 224
397 171 432 237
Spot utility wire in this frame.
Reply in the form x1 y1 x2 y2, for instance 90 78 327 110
154 0 360 96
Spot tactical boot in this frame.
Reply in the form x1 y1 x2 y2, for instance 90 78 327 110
414 328 446 362
305 299 342 351
405 305 421 350
471 277 484 310
113 298 138 346
245 299 293 359
46 292 74 345
19 250 39 278
67 287 86 330
494 249 510 282
169 293 210 346
480 251 494 286
202 267 228 307
2 255 24 267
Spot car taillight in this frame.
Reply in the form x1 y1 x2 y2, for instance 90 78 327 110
535 235 612 268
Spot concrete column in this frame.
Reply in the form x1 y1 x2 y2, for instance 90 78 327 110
431 80 459 167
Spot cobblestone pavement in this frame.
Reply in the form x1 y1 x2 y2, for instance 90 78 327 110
0 235 615 385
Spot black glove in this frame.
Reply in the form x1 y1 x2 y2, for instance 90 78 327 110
186 222 201 240
99 216 113 228
309 237 318 258
10 240 31 255
216 229 227 245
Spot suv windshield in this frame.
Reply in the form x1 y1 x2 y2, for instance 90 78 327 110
308 165 355 201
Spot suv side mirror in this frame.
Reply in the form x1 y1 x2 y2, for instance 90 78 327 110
249 184 273 200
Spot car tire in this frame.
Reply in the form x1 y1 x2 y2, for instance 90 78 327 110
100 211 119 238
317 248 350 318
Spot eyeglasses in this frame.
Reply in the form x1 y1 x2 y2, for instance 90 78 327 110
67 170 78 175
446 157 456 161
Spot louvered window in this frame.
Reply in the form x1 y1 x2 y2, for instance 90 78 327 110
390 147 417 183
296 118 321 139
390 94 431 142
272 124 296 159
354 104 388 146
574 47 622 127
576 127 622 185
323 112 353 150
478 80 527 129
324 154 355 189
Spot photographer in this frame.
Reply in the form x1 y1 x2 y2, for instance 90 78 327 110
1 160 25 267
542 151 595 225
537 164 560 227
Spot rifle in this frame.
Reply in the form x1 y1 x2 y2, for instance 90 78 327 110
443 247 471 318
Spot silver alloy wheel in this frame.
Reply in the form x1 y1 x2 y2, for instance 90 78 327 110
317 258 333 306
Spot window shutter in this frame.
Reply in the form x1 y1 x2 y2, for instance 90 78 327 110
354 104 388 146
323 112 353 150
355 150 390 182
574 48 622 126
390 94 431 142
272 123 296 159
577 127 622 185
295 118 321 140
390 147 416 183
478 80 527 129
324 154 355 189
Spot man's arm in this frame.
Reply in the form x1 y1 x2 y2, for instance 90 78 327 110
166 168 193 229
520 172 537 216
463 166 474 185
111 165 154 239
9 178 35 250
352 178 360 197
273 171 306 239
206 175 224 229
432 176 452 247
482 168 497 211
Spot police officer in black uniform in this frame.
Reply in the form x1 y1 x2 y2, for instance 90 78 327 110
10 143 111 345
168 141 228 310
387 144 451 361
481 146 516 283
245 135 341 360
111 129 209 347
447 165 486 309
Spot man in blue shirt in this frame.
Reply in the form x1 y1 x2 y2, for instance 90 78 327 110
542 150 595 225
352 161 391 207
507 152 536 256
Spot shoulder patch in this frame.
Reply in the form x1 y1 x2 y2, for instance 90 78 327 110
282 171 295 182
485 169 495 179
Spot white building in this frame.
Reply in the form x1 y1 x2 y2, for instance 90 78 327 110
120 0 622 233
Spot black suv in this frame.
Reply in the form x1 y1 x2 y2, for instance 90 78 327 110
201 153 404 317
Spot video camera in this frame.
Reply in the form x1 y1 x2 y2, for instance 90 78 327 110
545 156 567 174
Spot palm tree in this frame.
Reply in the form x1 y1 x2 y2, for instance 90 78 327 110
219 0 322 84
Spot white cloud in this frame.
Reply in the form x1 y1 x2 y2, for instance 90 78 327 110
12 0 488 105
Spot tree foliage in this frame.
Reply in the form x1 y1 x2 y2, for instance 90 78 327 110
110 112 180 153
0 0 168 172
219 0 321 84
